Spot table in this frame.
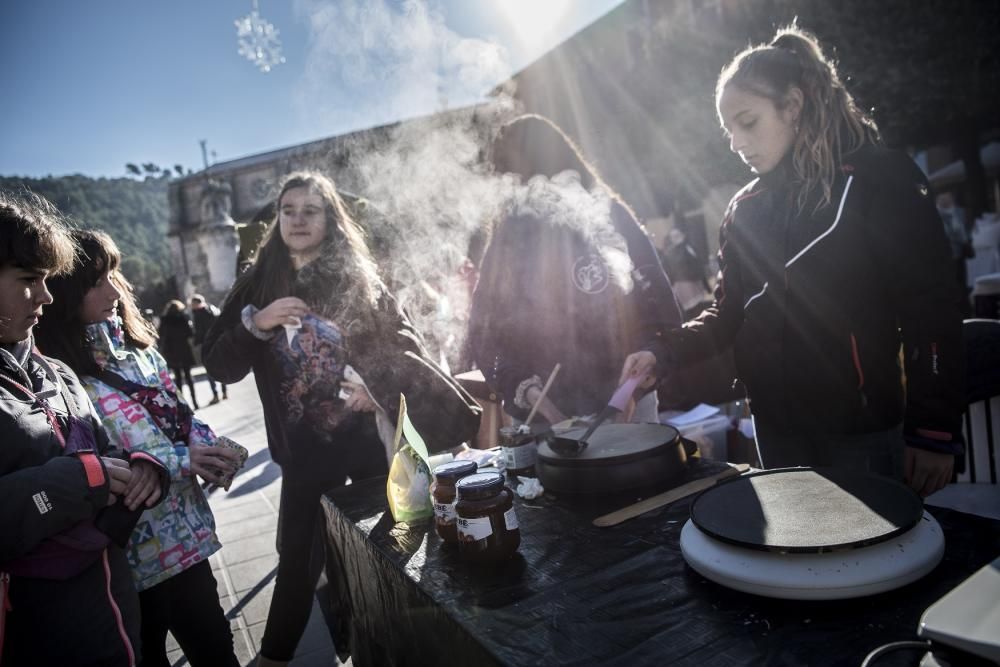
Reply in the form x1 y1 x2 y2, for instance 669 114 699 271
320 461 1000 666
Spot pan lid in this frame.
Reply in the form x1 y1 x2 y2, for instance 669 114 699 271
690 467 925 553
537 423 681 468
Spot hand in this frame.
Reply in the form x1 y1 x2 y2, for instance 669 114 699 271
525 385 566 425
340 381 376 412
123 460 162 511
189 443 239 486
619 351 657 386
903 446 954 497
100 457 132 506
252 297 309 332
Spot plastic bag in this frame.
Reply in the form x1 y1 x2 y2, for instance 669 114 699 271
386 394 434 523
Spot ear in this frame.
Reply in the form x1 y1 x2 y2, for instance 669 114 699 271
783 86 804 123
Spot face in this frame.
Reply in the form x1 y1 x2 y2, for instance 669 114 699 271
0 264 53 344
80 267 123 324
718 84 800 175
279 186 328 265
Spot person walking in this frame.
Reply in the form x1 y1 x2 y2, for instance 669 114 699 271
158 300 199 409
620 26 964 497
190 294 227 403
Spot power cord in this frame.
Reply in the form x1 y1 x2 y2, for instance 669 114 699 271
861 640 933 666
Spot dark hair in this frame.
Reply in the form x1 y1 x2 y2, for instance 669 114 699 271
35 229 158 376
717 25 880 208
161 299 186 318
225 170 382 323
0 189 77 274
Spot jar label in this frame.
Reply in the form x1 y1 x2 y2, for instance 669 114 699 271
457 515 493 541
502 441 538 469
504 507 518 531
433 502 456 525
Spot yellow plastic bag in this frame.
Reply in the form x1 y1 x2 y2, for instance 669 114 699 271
386 395 433 523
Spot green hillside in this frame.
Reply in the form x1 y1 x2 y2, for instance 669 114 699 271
0 174 174 308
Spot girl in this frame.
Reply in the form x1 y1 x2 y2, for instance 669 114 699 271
468 114 682 425
35 230 240 667
1 192 166 666
202 171 478 666
621 27 964 496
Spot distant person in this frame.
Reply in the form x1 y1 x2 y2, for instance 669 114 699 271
621 26 964 497
662 225 712 320
1 190 166 666
190 293 228 403
202 171 478 666
467 113 682 425
936 191 972 315
158 299 199 409
37 229 240 667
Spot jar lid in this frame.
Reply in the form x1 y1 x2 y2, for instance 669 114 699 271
433 460 478 481
455 472 505 500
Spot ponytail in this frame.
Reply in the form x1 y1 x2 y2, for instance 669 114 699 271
718 26 880 209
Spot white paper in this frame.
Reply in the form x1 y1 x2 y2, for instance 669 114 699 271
662 403 720 427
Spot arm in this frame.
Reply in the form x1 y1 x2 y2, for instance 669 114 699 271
869 152 964 494
202 290 265 384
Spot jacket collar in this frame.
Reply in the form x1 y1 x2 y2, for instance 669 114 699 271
83 316 127 370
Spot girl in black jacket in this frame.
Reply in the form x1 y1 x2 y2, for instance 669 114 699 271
202 171 478 666
621 26 964 497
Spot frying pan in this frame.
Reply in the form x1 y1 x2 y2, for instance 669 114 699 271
536 422 688 494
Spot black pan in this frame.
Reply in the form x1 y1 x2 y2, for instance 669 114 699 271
536 423 688 494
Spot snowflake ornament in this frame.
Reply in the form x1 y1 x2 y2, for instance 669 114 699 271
235 0 285 73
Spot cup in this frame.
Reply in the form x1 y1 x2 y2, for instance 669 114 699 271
214 436 249 490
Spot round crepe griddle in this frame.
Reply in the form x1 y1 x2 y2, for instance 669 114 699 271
537 423 681 467
690 467 924 553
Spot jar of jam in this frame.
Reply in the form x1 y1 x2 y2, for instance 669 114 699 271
430 460 478 544
455 472 520 562
499 425 538 477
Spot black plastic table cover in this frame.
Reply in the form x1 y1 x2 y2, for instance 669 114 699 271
319 460 1000 667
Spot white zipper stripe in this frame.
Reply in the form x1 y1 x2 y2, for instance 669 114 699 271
744 282 769 310
784 175 854 269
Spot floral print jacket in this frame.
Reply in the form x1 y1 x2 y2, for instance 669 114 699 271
82 318 221 591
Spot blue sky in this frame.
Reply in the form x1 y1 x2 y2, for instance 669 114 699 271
0 0 624 178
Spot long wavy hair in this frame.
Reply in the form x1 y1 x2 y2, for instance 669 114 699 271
717 25 880 209
225 171 383 328
35 229 158 376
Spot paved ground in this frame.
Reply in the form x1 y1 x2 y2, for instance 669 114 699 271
165 370 347 667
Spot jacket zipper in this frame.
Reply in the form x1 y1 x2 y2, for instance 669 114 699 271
850 333 868 407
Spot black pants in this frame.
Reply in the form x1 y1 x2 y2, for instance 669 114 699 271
260 416 388 661
137 559 239 667
170 366 197 407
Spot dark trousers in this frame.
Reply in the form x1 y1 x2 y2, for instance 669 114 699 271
170 366 197 407
137 559 239 667
754 419 905 481
260 416 388 661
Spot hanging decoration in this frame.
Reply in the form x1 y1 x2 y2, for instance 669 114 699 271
235 0 285 73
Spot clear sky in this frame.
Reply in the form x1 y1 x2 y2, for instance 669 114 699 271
0 0 624 178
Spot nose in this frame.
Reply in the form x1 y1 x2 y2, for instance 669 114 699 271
729 131 745 155
108 277 123 301
36 281 54 306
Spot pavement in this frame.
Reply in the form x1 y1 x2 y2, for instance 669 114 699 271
165 369 348 667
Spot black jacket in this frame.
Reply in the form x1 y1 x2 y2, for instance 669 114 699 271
0 340 168 666
157 312 196 369
656 146 964 453
203 288 480 467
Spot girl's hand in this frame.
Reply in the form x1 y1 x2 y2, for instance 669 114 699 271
341 381 376 412
525 385 567 425
252 297 309 332
123 459 162 511
903 447 954 497
619 351 657 386
189 444 239 486
100 457 132 506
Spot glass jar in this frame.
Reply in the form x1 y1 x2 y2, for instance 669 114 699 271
455 472 520 562
499 425 539 477
430 460 478 544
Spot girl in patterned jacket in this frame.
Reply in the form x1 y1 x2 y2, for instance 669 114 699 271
36 229 241 667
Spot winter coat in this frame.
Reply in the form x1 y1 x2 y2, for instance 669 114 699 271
468 198 682 419
0 338 167 666
655 145 964 453
203 273 481 468
157 312 196 369
191 304 220 346
81 318 222 591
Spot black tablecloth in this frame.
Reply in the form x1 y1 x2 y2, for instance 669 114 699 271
320 461 1000 666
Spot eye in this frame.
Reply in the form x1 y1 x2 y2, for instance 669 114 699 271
740 119 758 131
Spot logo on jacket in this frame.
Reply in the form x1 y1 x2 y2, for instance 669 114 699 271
572 253 609 294
32 491 52 515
